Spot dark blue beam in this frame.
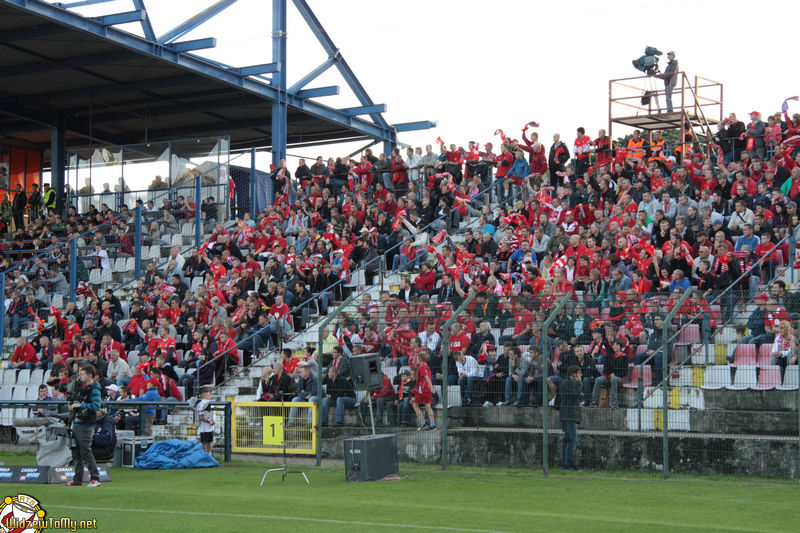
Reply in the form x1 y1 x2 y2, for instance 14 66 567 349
271 0 287 164
93 10 145 26
291 0 390 131
231 62 280 76
288 54 338 93
393 120 438 132
343 104 387 117
157 0 238 44
55 0 114 7
167 37 217 52
131 0 156 41
295 86 339 98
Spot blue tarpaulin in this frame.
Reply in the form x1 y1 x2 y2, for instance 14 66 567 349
134 439 219 469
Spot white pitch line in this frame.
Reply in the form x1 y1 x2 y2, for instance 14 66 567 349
51 505 511 533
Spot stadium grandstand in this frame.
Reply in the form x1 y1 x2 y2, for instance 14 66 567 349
1 0 800 479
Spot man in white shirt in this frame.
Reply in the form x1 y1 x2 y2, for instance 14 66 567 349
418 322 441 354
107 350 132 387
169 247 185 270
420 145 438 178
532 226 551 256
455 352 482 406
638 190 661 221
692 246 715 277
405 147 421 185
89 244 111 270
727 199 754 235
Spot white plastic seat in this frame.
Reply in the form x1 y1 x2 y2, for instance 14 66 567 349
25 386 38 400
701 365 732 390
11 386 28 421
669 367 693 387
15 369 31 386
777 365 799 391
382 365 398 383
714 326 737 344
171 234 183 248
29 369 44 386
1 370 14 386
181 223 194 236
101 268 113 284
125 257 135 271
89 268 102 285
190 277 203 293
51 294 64 309
0 385 12 425
727 365 757 390
434 385 462 408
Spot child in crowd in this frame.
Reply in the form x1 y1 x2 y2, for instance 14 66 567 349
412 349 436 431
194 388 215 454
33 384 52 417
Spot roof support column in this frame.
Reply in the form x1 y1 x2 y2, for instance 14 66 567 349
271 0 287 165
50 113 66 215
383 132 396 159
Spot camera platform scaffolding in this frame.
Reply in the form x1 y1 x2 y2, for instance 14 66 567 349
608 70 724 159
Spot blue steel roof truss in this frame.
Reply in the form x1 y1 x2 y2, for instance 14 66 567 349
1 0 435 149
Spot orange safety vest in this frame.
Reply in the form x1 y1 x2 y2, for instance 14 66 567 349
626 138 646 161
674 132 695 159
648 139 666 163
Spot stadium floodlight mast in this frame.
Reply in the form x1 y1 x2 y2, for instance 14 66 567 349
632 46 663 76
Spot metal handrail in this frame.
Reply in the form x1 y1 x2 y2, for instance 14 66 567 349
200 172 513 391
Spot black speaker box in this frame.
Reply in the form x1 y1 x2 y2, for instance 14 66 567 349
349 353 383 391
343 434 399 482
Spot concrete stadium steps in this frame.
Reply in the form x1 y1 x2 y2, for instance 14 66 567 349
208 271 406 402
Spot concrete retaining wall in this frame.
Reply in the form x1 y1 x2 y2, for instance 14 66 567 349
322 427 800 478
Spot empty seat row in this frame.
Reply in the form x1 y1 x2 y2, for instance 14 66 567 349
701 365 798 391
731 344 785 368
0 369 48 387
0 385 44 426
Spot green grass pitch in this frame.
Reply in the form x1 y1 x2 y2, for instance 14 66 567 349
2 457 798 533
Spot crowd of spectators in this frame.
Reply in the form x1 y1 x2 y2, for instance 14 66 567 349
3 104 800 426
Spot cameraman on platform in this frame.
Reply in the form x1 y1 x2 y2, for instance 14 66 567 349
63 364 103 488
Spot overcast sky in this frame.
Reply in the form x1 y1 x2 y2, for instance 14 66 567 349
69 0 799 169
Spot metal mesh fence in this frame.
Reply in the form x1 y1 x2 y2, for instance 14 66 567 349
232 401 316 455
0 400 231 461
305 282 800 479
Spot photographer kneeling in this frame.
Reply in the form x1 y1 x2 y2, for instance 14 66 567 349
64 364 103 488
